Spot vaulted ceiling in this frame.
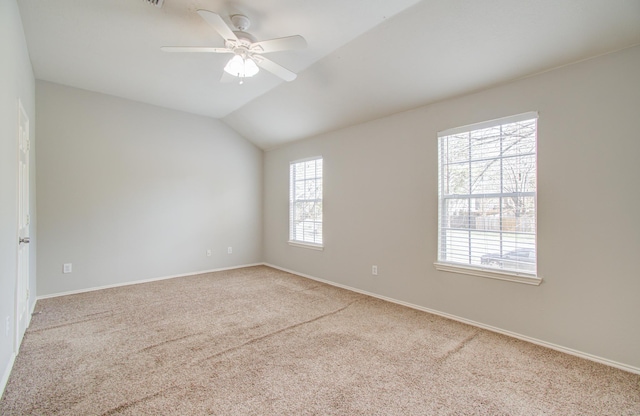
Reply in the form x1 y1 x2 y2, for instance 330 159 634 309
18 0 640 149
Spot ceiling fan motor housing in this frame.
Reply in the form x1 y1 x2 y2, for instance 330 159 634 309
234 31 256 44
231 15 251 31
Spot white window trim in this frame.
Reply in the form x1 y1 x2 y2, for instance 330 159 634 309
290 155 323 164
289 156 323 248
288 240 324 251
438 111 538 137
436 112 539 284
434 262 542 286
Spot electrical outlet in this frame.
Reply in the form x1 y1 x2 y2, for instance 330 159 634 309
227 247 232 254
206 249 212 257
63 263 72 273
372 265 378 276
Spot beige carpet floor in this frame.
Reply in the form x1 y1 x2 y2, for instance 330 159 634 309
1 265 639 415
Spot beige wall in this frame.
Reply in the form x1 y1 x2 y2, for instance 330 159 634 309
263 45 640 370
36 81 263 296
1 0 37 391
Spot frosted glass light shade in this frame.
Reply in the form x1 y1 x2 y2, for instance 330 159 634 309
224 55 259 77
243 58 259 76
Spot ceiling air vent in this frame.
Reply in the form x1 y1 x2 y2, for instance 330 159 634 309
145 0 164 8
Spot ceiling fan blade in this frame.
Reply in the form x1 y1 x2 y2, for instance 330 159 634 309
251 35 307 54
254 56 297 82
196 10 238 43
161 46 232 53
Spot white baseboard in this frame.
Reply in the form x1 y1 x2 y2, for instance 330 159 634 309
264 263 640 375
27 297 36 331
2 294 39 396
37 263 264 300
0 352 16 399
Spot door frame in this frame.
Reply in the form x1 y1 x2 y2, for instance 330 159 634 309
15 98 31 352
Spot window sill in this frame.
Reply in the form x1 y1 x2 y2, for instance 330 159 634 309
433 262 542 286
288 241 324 251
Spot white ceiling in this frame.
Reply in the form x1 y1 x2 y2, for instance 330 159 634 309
18 0 640 149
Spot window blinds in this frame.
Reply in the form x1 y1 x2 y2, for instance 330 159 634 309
437 112 538 276
289 157 323 246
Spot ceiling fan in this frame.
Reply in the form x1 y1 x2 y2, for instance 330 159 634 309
162 10 306 83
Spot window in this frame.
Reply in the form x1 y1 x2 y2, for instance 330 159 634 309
289 157 323 248
436 112 538 282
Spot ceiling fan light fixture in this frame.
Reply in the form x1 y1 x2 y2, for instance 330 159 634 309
224 55 259 78
244 57 259 76
163 10 304 82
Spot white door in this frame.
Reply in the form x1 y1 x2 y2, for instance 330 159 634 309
16 100 30 350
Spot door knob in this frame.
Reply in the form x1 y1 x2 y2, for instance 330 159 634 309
19 237 30 244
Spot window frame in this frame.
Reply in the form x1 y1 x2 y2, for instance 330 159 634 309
434 112 541 286
288 156 324 250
